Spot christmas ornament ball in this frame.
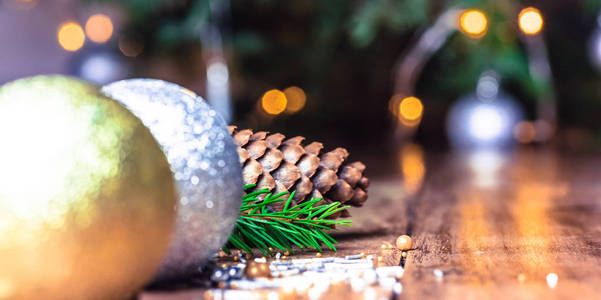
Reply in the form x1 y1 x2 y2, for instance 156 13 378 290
102 79 243 280
0 76 177 299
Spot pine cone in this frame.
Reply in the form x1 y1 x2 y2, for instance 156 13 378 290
228 126 369 218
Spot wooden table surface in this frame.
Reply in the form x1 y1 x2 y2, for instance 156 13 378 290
142 148 601 299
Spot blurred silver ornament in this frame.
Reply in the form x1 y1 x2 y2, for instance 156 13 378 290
69 47 129 85
102 79 243 280
447 72 524 149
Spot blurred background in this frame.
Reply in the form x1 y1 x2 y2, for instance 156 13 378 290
3 0 601 162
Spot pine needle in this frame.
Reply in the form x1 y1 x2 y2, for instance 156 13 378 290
222 184 352 256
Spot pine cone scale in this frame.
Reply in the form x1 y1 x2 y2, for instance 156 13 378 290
230 127 369 218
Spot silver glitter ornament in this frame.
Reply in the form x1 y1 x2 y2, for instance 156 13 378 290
102 79 243 280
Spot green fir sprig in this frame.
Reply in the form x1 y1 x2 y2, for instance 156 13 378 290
222 184 352 256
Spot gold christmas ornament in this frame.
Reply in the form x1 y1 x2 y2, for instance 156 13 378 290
0 76 176 300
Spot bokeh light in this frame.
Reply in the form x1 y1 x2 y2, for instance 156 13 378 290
119 35 144 57
261 89 287 115
447 95 523 149
57 22 85 52
398 96 423 126
283 86 306 114
469 106 504 141
514 121 536 144
468 150 504 187
546 273 558 289
400 143 425 195
77 52 127 85
519 7 543 35
459 9 488 38
85 14 113 43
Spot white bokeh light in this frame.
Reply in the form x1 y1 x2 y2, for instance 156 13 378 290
468 105 504 141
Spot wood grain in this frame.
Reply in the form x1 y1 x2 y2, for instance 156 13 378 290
141 149 601 299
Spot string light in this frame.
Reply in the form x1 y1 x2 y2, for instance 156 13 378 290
57 22 85 52
399 96 423 126
85 14 113 43
519 7 543 35
283 86 306 114
261 89 287 115
459 9 488 38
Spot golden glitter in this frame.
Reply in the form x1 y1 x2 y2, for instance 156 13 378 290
316 253 322 258
245 261 271 279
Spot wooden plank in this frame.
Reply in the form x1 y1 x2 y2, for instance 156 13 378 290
401 150 601 299
141 150 601 299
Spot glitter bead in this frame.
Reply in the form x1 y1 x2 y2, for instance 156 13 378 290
396 235 413 250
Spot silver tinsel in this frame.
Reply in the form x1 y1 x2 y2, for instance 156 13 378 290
102 79 243 280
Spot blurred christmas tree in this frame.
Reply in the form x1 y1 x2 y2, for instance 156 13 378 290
88 0 601 149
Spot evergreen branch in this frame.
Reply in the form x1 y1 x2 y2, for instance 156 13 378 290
222 184 351 256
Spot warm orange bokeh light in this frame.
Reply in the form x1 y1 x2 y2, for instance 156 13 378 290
514 121 536 144
57 22 85 52
399 96 423 121
261 89 287 115
459 9 488 38
85 14 113 43
283 86 306 114
519 7 543 35
400 143 425 195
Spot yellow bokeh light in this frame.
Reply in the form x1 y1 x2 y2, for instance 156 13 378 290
57 22 85 52
283 86 306 114
519 7 543 35
85 14 113 43
459 9 488 38
261 89 287 115
399 96 423 121
400 143 425 195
